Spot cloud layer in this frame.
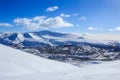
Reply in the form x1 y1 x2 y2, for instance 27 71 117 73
14 16 73 30
0 23 12 27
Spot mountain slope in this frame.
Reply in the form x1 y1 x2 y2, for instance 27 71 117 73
0 30 118 47
0 44 77 76
0 31 120 62
0 44 120 80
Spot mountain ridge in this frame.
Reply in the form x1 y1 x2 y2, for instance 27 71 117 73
0 30 120 62
0 30 119 47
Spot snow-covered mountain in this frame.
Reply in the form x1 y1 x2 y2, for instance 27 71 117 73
0 30 119 47
0 30 79 46
0 30 120 62
0 44 120 80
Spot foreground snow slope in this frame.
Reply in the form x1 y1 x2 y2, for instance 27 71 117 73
0 44 77 76
0 44 120 80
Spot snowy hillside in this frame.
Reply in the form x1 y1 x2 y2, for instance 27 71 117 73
0 44 77 76
0 44 120 80
0 30 119 46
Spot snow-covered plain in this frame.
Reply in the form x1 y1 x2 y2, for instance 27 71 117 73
0 44 120 80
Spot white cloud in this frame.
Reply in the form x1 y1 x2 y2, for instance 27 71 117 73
0 23 12 27
73 13 79 16
88 34 120 40
14 16 73 30
88 27 95 30
108 29 114 31
79 16 86 20
46 6 58 12
60 13 70 17
107 26 120 31
115 27 120 31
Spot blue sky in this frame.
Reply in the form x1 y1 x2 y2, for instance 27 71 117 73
0 0 120 35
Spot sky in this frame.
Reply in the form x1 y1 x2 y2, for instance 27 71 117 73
0 0 120 37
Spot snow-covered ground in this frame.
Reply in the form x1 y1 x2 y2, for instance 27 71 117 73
0 44 120 80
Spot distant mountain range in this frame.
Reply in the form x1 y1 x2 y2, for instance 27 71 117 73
0 30 119 47
0 30 120 63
